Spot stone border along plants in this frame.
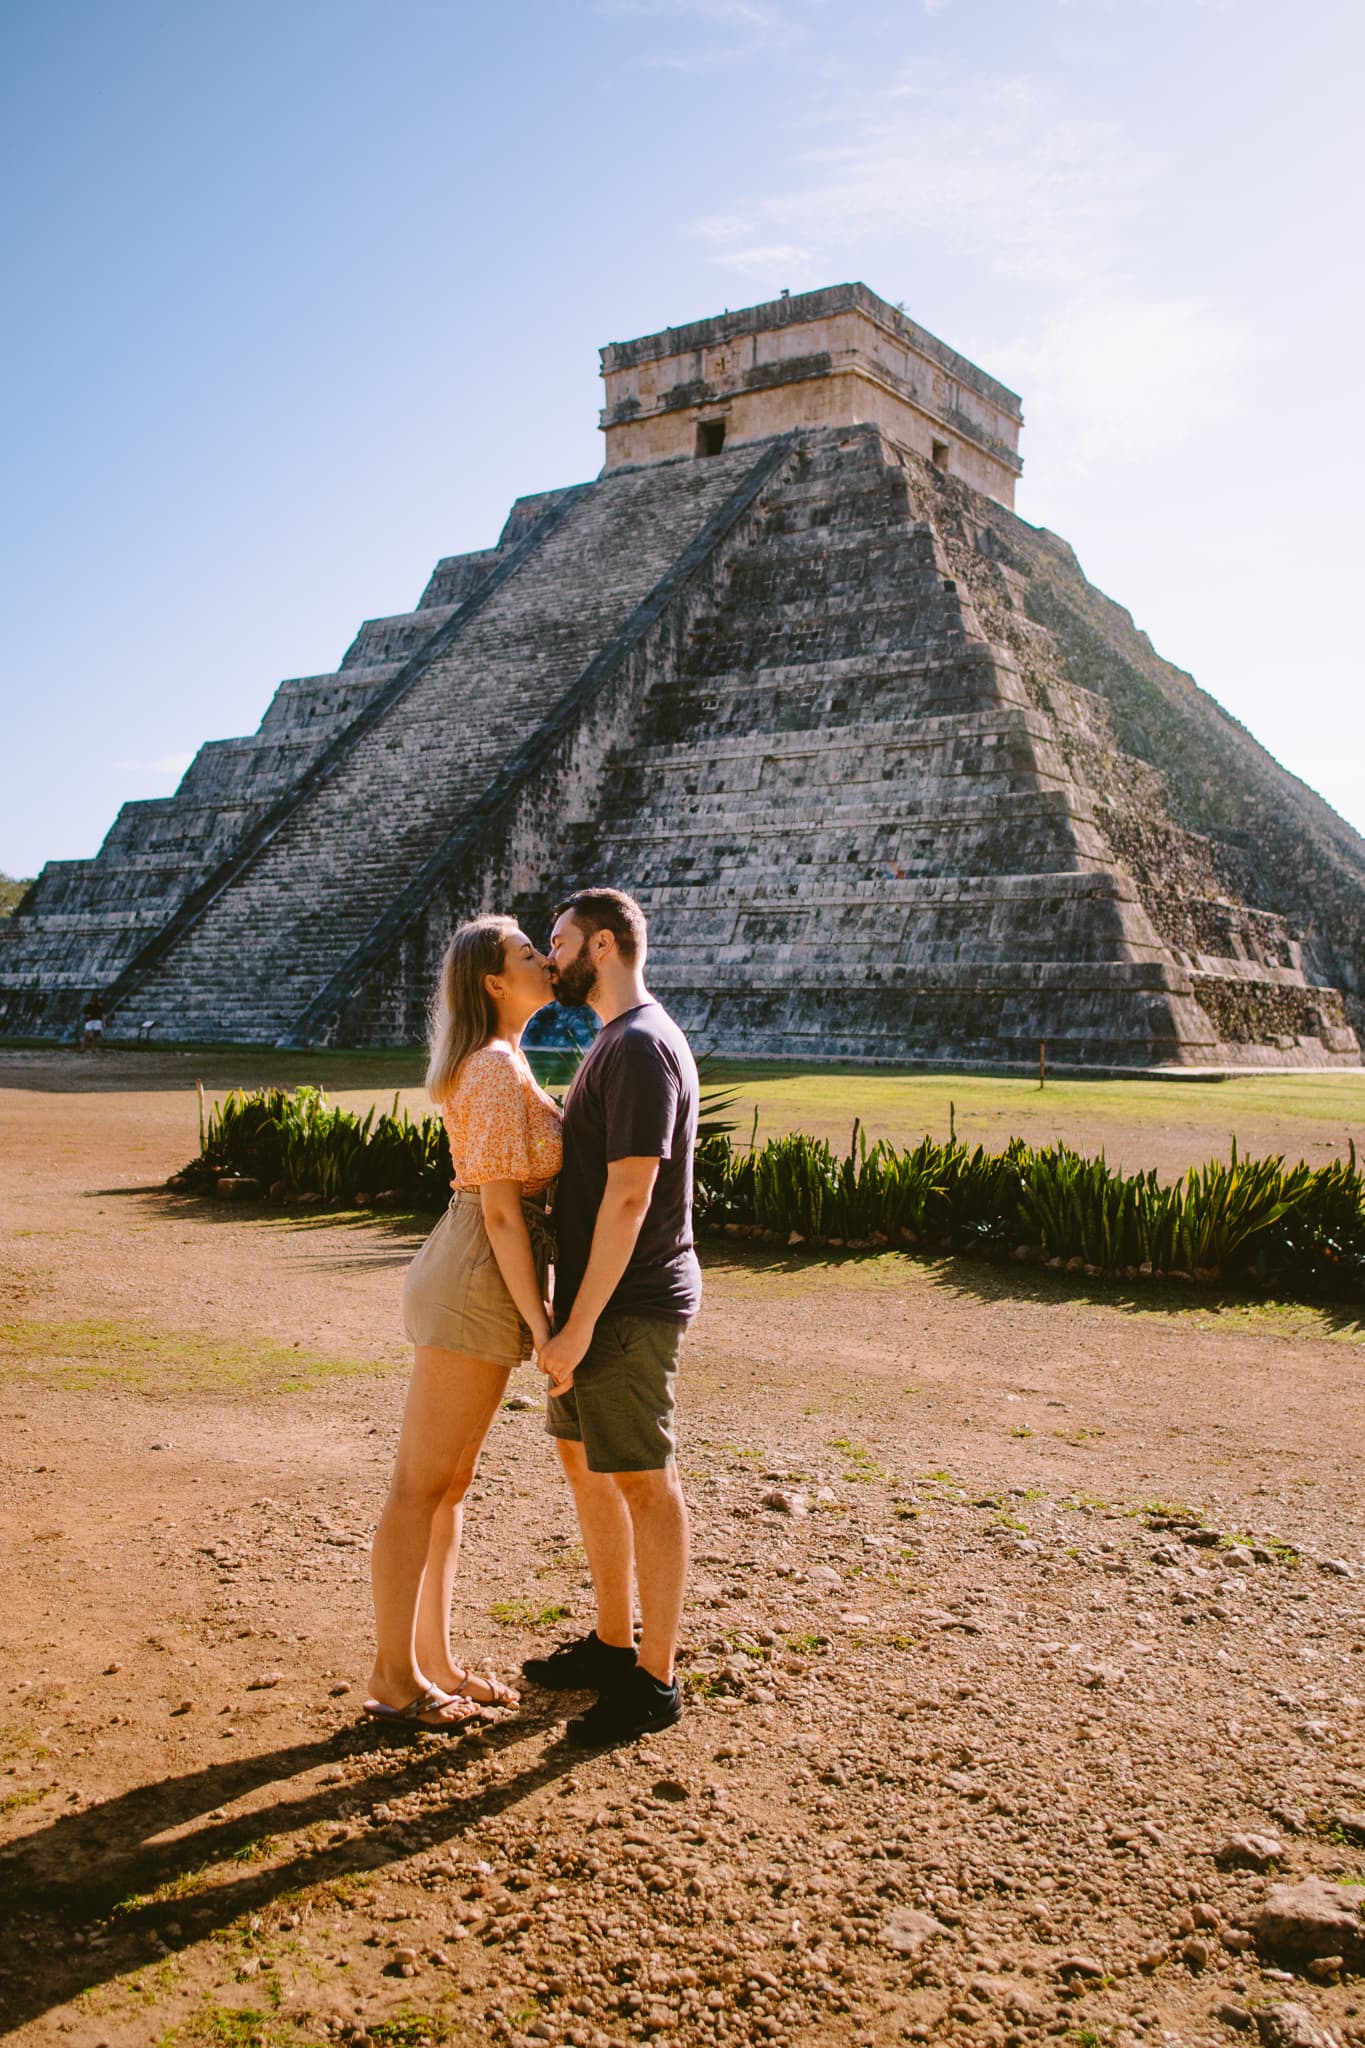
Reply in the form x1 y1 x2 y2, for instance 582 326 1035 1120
170 1086 1365 1306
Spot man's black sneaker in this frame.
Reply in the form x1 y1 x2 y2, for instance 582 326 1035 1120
567 1667 683 1748
521 1630 637 1692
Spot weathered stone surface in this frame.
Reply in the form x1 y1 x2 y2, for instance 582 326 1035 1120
2 285 1362 1065
1253 2003 1335 2048
1250 1877 1365 1969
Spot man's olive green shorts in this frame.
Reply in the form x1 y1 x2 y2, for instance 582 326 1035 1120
545 1312 686 1473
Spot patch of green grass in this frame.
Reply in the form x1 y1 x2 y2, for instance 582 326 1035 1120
228 1835 277 1864
489 1598 570 1629
785 1632 826 1654
995 1514 1030 1534
0 1784 46 1815
0 1317 394 1396
683 1670 720 1700
0 1724 48 1762
723 1442 763 1461
114 1867 210 1915
831 1436 886 1482
723 1631 768 1660
534 1538 587 1579
893 1501 920 1519
1010 1423 1034 1438
366 2012 457 2046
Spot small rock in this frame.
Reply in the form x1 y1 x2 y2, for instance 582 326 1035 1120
1221 1927 1256 1953
1215 1832 1284 1871
761 1488 806 1515
1304 1954 1343 1981
328 1682 351 1698
1215 2002 1254 2034
503 1394 534 1412
1251 1876 1365 1969
102 1663 122 1676
651 1779 689 1802
1182 1934 1213 1970
1223 1545 1256 1569
1321 1557 1355 1578
1254 2003 1334 2048
882 1907 950 1955
808 1564 842 1584
247 1672 283 1691
1332 1810 1365 1844
1055 1954 1105 1979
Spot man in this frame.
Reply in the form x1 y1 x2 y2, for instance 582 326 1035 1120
528 888 699 1745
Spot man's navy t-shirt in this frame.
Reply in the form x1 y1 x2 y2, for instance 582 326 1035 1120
553 1000 701 1326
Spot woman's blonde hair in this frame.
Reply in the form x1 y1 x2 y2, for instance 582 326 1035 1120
425 915 519 1105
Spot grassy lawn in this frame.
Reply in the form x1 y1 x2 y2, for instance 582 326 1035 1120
702 1063 1365 1160
6 1040 1362 1176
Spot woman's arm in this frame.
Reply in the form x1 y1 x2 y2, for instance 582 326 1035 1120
478 1180 551 1352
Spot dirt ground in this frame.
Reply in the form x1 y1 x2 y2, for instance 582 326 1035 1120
1 1048 1363 2048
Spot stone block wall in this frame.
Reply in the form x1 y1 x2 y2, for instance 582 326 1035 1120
3 419 1361 1068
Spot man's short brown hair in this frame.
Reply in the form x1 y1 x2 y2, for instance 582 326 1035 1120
554 887 648 966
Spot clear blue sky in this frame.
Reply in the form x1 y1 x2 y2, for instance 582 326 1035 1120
3 0 1362 879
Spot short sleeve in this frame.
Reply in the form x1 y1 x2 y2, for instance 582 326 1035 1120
603 1034 680 1162
450 1050 534 1185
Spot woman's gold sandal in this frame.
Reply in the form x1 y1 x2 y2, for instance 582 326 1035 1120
448 1666 519 1710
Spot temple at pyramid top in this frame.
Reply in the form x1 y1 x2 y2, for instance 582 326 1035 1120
599 280 1024 507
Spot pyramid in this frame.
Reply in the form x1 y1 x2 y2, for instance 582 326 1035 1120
3 284 1361 1068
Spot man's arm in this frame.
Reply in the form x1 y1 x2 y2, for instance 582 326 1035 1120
539 1154 659 1390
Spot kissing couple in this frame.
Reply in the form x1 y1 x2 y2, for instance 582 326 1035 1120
365 887 698 1748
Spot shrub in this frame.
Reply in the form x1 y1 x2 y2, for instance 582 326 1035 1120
176 1088 1365 1305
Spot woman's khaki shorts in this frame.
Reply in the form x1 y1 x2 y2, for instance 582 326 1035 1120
402 1189 552 1369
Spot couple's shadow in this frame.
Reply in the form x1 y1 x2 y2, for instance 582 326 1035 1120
0 1701 582 2036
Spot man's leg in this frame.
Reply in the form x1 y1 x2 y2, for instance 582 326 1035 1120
553 1437 635 1649
613 1462 689 1684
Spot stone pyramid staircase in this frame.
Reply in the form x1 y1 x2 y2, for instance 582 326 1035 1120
3 422 1358 1065
553 431 1356 1065
5 443 778 1044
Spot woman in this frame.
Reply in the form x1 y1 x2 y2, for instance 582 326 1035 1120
365 916 562 1729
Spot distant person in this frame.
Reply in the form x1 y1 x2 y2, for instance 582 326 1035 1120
79 993 106 1052
366 916 561 1731
528 888 699 1746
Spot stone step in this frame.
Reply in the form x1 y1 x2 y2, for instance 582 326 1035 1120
124 443 771 1042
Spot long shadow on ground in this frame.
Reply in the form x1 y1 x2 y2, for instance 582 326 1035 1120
0 1706 579 2035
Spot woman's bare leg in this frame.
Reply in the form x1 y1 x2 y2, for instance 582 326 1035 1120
369 1345 510 1708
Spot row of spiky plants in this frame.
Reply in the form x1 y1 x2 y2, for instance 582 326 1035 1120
178 1085 453 1210
178 1087 1364 1303
695 1126 1365 1302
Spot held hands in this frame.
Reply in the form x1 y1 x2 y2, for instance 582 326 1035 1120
537 1315 592 1395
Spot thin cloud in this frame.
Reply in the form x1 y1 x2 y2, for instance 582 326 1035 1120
682 60 1267 469
688 66 1159 293
1002 292 1273 478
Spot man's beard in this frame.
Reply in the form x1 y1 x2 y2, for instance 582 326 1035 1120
551 951 598 1009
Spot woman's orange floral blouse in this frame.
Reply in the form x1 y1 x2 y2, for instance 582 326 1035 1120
439 1043 562 1197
